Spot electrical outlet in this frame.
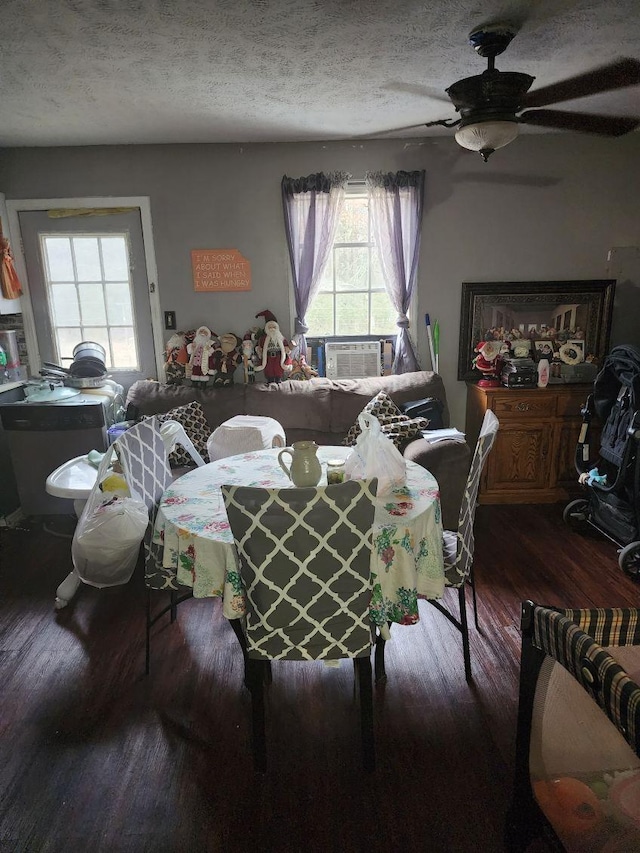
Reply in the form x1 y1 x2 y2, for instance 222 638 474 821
164 311 177 330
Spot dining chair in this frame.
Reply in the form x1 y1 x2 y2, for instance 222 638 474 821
114 417 196 673
221 478 378 773
506 601 640 852
159 419 206 467
375 408 499 683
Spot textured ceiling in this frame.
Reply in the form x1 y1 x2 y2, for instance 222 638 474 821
1 0 639 147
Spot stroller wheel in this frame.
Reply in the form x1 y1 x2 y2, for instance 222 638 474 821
563 498 589 528
619 542 640 579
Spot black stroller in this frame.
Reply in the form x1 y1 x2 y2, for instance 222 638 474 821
563 344 640 577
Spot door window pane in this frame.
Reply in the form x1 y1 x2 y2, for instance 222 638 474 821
56 327 81 363
78 283 107 325
105 282 133 324
102 237 129 281
110 327 138 370
51 283 80 325
44 237 74 282
73 237 101 281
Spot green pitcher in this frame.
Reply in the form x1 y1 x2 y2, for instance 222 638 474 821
278 441 322 487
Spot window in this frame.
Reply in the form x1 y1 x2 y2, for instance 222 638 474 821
41 232 139 370
305 187 396 337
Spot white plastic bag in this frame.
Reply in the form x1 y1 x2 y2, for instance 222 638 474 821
71 451 149 588
344 413 406 495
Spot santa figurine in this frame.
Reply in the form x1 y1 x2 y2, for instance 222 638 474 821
211 332 242 386
472 340 503 387
241 337 257 384
164 331 191 384
255 310 291 383
187 325 217 383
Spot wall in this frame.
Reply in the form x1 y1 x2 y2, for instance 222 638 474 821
1 133 639 428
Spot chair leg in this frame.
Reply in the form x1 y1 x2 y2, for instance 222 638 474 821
374 624 390 683
145 586 192 675
145 588 152 675
458 585 472 682
170 589 178 622
355 656 375 772
229 618 250 686
246 658 267 773
469 564 480 632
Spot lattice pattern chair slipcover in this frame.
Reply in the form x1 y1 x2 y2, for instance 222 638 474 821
114 418 193 673
221 478 377 772
432 408 500 675
506 602 640 852
375 408 499 682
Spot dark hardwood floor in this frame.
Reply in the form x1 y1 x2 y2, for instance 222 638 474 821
1 504 638 853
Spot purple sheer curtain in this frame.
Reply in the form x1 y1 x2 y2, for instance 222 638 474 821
366 170 425 374
281 172 349 356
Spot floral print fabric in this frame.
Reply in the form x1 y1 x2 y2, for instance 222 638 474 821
153 447 445 627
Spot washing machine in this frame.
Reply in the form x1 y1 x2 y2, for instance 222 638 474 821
0 388 120 516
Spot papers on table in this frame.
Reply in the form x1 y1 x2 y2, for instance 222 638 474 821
421 428 466 444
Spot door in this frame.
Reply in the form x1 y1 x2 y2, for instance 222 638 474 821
484 421 554 495
19 208 157 389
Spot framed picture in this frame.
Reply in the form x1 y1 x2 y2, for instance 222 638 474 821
559 339 585 364
458 280 616 381
534 340 555 360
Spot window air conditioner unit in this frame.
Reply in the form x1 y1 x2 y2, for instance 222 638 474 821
325 341 381 380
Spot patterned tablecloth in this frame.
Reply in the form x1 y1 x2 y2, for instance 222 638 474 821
153 446 445 628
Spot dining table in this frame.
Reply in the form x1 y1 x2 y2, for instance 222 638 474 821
152 445 445 633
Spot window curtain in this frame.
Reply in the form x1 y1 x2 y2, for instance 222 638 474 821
281 172 349 356
366 170 425 374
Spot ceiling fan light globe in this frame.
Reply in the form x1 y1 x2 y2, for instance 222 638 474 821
454 120 519 158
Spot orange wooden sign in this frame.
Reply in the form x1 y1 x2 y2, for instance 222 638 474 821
191 249 251 292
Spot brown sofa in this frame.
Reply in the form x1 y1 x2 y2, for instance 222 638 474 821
125 371 471 528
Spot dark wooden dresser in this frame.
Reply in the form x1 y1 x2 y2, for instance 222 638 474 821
465 382 595 504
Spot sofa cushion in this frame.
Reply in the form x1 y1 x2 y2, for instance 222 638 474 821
343 391 429 450
245 380 332 434
145 401 212 467
329 372 450 433
126 380 246 432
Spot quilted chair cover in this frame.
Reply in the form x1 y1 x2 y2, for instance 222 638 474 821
114 418 176 591
442 409 499 588
208 415 286 462
507 602 640 853
221 479 377 660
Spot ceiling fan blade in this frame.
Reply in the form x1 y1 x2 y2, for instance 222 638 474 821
522 58 640 108
355 120 455 138
375 122 432 133
518 109 640 136
381 82 451 104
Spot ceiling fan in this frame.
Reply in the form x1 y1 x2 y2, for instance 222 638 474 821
390 24 640 162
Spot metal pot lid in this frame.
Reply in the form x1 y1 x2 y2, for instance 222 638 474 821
26 385 82 403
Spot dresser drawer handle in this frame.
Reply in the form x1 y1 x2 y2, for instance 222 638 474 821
515 402 531 412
